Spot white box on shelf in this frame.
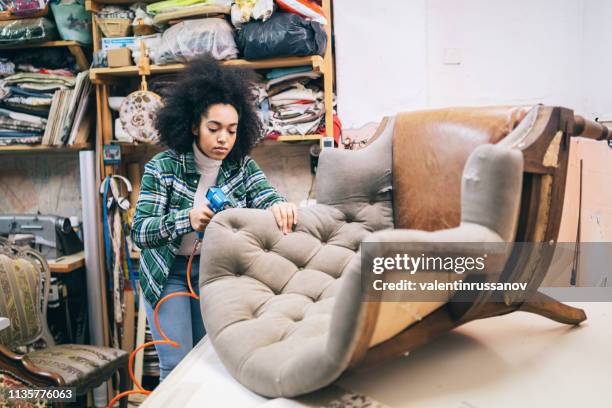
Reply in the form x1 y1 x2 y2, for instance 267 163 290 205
102 37 136 50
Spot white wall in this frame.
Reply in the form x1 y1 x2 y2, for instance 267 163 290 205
334 0 611 128
334 0 428 128
582 0 612 120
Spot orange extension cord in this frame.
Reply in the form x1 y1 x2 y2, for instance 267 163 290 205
108 241 200 408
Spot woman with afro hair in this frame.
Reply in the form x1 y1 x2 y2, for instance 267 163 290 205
131 55 297 380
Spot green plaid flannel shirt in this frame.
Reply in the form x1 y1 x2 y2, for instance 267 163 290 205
132 149 286 306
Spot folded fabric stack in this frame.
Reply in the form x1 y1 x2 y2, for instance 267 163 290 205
1 73 74 114
0 107 46 145
259 66 333 138
0 72 74 145
0 48 89 146
147 0 232 24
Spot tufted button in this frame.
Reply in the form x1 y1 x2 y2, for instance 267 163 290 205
263 248 269 252
232 228 238 233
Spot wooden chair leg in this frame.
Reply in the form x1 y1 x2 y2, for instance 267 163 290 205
519 291 587 325
118 363 132 408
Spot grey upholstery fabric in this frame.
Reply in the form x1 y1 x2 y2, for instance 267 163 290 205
316 116 394 206
199 123 524 397
460 143 523 242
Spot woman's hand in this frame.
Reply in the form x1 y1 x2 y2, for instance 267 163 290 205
269 202 298 234
189 205 214 232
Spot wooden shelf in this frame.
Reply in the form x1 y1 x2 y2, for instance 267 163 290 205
109 135 320 150
48 250 85 273
0 40 83 50
87 0 156 9
90 55 325 82
0 40 90 71
0 143 92 154
112 142 165 156
275 135 322 142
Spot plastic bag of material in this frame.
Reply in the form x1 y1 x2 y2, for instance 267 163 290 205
236 12 326 60
50 0 92 44
0 17 58 45
154 18 238 65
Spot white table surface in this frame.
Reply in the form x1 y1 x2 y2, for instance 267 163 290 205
141 302 612 408
0 317 9 332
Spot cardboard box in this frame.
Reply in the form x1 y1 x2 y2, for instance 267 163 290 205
102 36 136 50
108 48 133 68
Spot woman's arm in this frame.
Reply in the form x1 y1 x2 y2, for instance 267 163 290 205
131 160 193 249
243 156 287 209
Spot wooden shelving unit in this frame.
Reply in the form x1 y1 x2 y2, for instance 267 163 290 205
0 40 90 71
90 0 335 166
91 52 333 157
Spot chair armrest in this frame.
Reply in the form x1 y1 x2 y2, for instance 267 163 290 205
0 345 65 387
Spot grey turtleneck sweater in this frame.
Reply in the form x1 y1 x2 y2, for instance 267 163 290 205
177 142 222 256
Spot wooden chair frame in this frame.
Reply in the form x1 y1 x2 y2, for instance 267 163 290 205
348 106 609 370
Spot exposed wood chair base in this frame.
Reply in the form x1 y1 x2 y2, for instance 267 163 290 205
353 291 586 372
517 291 586 325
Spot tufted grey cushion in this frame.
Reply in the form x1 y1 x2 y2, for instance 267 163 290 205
199 202 393 397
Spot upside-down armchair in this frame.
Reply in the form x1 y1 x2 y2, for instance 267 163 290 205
198 106 609 398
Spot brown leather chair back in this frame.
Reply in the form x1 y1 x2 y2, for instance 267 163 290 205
392 106 531 231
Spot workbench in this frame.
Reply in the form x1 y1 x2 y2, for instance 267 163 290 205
140 302 611 408
47 251 85 274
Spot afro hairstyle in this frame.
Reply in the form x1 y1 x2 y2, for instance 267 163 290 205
155 54 262 162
